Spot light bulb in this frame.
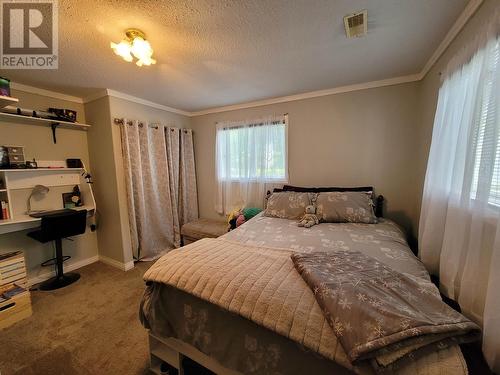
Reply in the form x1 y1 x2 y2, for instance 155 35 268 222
111 30 156 66
136 56 156 66
131 37 154 60
110 40 133 62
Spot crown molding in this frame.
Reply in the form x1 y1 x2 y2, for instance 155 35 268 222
190 74 421 116
418 0 483 80
10 82 84 103
83 89 191 116
107 89 191 116
82 89 108 104
10 0 482 117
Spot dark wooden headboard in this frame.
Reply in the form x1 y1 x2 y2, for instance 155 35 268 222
375 195 384 218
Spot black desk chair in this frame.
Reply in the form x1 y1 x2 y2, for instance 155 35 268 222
27 209 87 291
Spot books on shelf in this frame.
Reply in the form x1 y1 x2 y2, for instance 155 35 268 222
0 200 9 220
2 284 27 299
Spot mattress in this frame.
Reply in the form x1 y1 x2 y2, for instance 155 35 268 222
140 215 467 374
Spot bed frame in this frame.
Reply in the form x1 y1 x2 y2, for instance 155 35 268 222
148 333 241 375
375 195 384 218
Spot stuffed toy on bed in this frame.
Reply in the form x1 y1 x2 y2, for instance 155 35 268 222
298 205 319 228
227 207 263 230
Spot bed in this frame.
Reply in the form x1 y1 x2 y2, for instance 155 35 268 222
140 211 470 375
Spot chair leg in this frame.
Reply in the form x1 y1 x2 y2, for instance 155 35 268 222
55 238 64 279
39 239 81 291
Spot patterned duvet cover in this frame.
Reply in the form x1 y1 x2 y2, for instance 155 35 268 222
140 215 469 375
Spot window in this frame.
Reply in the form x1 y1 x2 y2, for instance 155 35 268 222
216 116 288 182
470 39 499 206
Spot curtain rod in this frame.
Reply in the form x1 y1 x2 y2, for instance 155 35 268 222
113 118 192 132
215 113 288 126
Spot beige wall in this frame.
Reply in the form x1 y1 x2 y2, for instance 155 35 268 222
108 98 191 128
85 95 192 266
191 83 421 242
0 89 99 281
83 96 130 267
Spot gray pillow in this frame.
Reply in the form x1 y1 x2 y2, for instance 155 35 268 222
264 192 311 219
316 191 377 224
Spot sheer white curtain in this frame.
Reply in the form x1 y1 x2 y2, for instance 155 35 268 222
215 115 288 215
120 120 198 260
419 15 499 372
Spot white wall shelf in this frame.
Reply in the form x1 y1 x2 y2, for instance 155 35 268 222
0 112 90 130
0 96 19 108
0 168 83 172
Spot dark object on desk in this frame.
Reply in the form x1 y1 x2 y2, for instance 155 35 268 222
72 185 83 206
66 158 83 168
4 145 25 168
27 209 87 291
25 159 37 169
7 163 26 169
62 186 82 208
61 193 74 209
83 172 93 184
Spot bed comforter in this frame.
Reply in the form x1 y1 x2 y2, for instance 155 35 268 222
143 216 470 374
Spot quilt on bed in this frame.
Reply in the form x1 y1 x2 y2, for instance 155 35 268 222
142 223 470 375
292 251 479 371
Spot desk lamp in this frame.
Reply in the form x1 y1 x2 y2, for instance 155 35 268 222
27 184 49 214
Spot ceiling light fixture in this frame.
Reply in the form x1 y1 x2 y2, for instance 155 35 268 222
110 29 156 67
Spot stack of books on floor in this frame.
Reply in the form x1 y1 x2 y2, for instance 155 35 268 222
0 251 32 329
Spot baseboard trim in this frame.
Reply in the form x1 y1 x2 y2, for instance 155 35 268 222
28 255 99 287
98 255 135 271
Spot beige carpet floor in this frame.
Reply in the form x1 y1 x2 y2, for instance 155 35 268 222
1 261 153 375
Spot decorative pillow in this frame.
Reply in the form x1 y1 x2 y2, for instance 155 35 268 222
264 192 311 219
316 191 377 224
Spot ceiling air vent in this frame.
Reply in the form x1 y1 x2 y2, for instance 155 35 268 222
343 10 367 38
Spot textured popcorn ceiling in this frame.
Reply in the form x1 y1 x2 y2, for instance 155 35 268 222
3 0 468 112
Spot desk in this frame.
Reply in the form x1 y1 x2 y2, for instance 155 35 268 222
0 168 95 234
